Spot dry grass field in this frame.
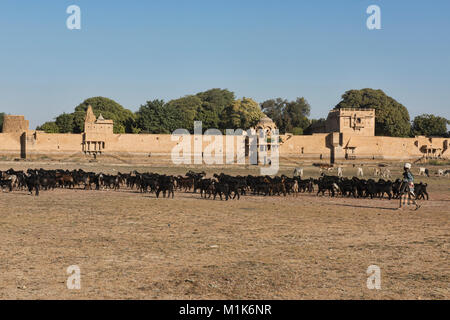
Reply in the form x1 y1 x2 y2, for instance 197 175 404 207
0 161 449 300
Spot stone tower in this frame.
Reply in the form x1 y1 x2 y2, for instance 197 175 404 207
2 115 29 133
82 105 114 154
83 105 113 134
84 105 97 124
325 108 375 136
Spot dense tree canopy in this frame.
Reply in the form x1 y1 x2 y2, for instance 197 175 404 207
335 89 411 137
36 121 59 133
135 89 237 133
37 113 75 133
221 98 264 130
165 95 203 132
412 114 449 137
55 113 75 133
261 97 311 134
196 88 235 130
37 97 136 134
34 88 447 138
36 90 263 134
73 97 136 133
163 88 238 132
133 89 252 133
136 99 177 134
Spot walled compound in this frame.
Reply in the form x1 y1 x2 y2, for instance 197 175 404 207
0 106 448 164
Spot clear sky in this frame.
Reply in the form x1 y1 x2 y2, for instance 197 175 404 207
0 0 449 129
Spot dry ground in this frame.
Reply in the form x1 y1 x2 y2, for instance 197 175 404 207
0 161 449 300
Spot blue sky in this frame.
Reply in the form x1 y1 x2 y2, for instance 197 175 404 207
0 0 449 129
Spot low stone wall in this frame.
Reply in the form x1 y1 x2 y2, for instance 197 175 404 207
1 130 448 163
0 133 21 159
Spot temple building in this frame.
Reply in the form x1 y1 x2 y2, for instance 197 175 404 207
82 106 113 154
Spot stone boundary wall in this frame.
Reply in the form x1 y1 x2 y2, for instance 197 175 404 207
1 131 448 163
0 133 21 158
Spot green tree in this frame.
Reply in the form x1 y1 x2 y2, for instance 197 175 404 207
261 97 311 134
304 118 326 135
285 97 311 132
150 88 237 133
0 112 4 132
221 97 264 130
55 113 75 133
196 88 235 130
292 127 304 135
72 97 136 133
166 95 203 132
335 88 411 137
36 121 60 133
261 98 286 131
136 99 176 134
412 114 449 137
37 97 136 134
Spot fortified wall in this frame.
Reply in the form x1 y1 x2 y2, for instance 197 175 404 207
279 108 448 162
0 107 448 164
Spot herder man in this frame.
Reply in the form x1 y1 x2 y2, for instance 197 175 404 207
398 163 421 211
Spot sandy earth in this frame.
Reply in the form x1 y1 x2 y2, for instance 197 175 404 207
0 162 448 300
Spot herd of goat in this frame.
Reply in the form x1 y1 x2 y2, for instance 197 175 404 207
0 168 431 201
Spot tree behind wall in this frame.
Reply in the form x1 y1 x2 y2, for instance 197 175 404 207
36 121 60 133
412 114 449 137
55 113 75 133
161 88 236 133
135 99 177 134
196 88 235 130
220 97 264 130
165 95 203 133
335 88 411 137
261 97 311 134
36 97 136 134
72 97 136 134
